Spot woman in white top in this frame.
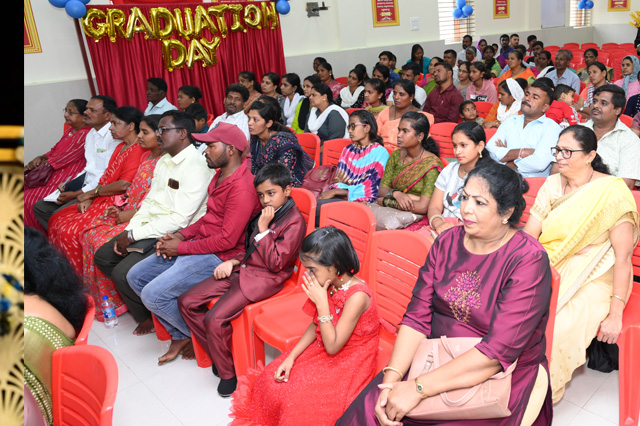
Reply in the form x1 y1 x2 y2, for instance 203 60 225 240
336 68 366 109
305 83 349 145
281 73 305 127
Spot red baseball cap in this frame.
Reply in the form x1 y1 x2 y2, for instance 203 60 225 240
192 122 248 152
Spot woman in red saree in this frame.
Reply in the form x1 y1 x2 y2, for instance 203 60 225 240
80 115 162 320
24 99 91 233
48 106 146 274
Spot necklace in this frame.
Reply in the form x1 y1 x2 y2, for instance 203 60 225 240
563 169 594 195
330 277 353 296
402 147 425 165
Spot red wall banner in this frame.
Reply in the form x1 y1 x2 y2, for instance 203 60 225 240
493 0 509 19
372 0 399 27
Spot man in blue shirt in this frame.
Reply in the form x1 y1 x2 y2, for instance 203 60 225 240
378 51 400 84
486 78 561 177
546 50 581 93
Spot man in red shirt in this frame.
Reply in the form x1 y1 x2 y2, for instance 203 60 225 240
127 122 261 365
423 62 465 123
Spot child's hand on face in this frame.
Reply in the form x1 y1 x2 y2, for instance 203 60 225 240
301 271 331 307
258 206 275 233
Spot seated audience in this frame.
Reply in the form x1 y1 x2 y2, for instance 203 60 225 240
456 34 474 64
631 111 640 136
400 62 427 109
423 62 465 124
417 56 442 96
363 77 389 118
625 91 640 120
291 75 321 134
377 79 434 150
231 227 384 424
373 63 394 101
456 61 472 100
247 100 313 187
261 72 285 112
425 121 493 238
144 77 177 115
93 110 213 336
497 44 533 78
80 114 162 320
577 49 614 83
580 84 640 189
546 50 581 93
498 33 514 67
546 84 579 129
487 78 561 177
466 61 498 103
406 43 431 76
317 62 345 101
24 227 89 426
176 85 203 110
483 78 528 129
280 73 305 129
316 110 390 223
476 38 488 57
459 100 484 125
524 125 638 403
25 99 91 234
47 106 146 274
482 45 502 78
127 123 261 365
337 163 553 426
238 71 262 114
496 50 536 85
576 61 610 121
179 163 306 397
185 103 210 134
373 112 443 230
525 34 538 56
336 68 366 109
614 56 640 100
466 46 482 63
533 50 554 78
304 83 349 145
354 63 370 81
211 83 250 142
313 56 327 74
443 49 460 85
379 50 401 84
528 40 544 66
33 95 119 231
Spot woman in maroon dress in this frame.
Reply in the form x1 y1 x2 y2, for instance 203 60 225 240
336 162 553 426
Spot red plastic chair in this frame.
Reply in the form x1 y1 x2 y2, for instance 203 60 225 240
251 201 377 367
484 128 497 142
321 138 351 166
620 114 634 127
346 108 362 115
474 101 494 119
75 296 95 346
297 133 321 167
52 345 118 426
602 43 620 50
619 43 635 51
206 114 214 126
581 42 599 50
598 52 610 66
335 76 349 85
429 122 458 163
562 43 579 50
545 267 561 363
518 177 547 227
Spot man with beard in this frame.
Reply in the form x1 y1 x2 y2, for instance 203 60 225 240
486 78 561 177
94 110 212 336
422 62 464 123
210 83 250 142
127 122 261 365
144 77 178 115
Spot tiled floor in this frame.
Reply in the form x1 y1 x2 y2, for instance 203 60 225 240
89 312 623 426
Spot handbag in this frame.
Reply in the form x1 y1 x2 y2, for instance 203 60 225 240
24 162 54 188
406 336 517 420
366 202 423 231
300 165 337 198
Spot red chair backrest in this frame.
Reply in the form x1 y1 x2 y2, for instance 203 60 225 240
474 101 494 118
519 177 547 227
346 108 362 115
581 43 599 50
620 114 634 127
563 43 579 49
545 267 561 362
321 138 351 166
335 76 349 85
367 230 432 329
484 128 497 141
290 187 317 237
632 190 640 279
52 345 118 426
429 122 458 161
619 43 635 51
296 133 321 167
319 201 377 283
207 114 214 126
75 296 95 346
602 43 620 50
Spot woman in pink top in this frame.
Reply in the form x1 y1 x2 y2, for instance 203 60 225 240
613 55 640 100
466 62 498 103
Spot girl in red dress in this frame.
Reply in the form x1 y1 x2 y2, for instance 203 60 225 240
230 227 384 426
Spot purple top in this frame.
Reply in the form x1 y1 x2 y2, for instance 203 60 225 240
401 226 553 426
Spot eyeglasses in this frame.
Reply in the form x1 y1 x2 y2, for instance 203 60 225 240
346 123 367 131
156 127 185 135
63 109 81 115
550 147 587 159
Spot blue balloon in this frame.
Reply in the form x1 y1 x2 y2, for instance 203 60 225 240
456 0 466 9
78 0 91 4
585 0 594 8
462 5 474 16
65 0 86 18
577 0 586 9
453 7 463 19
276 0 290 15
49 0 69 8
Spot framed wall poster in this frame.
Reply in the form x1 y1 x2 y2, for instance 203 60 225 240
372 0 399 27
494 0 509 19
608 0 630 11
24 0 41 54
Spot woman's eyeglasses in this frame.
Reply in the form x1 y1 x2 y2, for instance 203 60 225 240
550 147 587 159
347 123 367 131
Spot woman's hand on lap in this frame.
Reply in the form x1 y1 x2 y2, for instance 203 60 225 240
378 380 423 425
598 312 623 344
393 192 414 211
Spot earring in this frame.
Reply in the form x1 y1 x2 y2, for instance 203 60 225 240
479 151 483 158
587 161 591 165
502 218 508 225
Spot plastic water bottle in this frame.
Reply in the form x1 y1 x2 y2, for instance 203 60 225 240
101 295 118 328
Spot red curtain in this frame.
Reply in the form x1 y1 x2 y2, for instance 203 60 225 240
82 3 286 117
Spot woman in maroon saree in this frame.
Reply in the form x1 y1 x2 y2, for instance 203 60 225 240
336 163 553 426
48 106 146 275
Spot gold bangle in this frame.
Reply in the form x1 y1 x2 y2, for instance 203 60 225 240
428 214 445 229
611 294 626 305
382 366 404 379
95 185 102 197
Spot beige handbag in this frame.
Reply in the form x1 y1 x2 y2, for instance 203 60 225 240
406 336 517 420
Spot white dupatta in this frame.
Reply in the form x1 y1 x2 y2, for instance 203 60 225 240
496 78 525 123
283 93 303 126
307 104 349 138
339 86 364 108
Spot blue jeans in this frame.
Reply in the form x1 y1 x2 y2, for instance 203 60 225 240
127 253 223 340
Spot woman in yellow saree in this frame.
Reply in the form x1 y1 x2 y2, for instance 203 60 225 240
524 125 638 403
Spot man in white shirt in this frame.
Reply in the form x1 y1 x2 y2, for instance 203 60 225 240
456 35 481 64
94 109 213 336
34 95 120 231
210 83 250 143
144 77 178 115
443 49 460 86
401 62 427 109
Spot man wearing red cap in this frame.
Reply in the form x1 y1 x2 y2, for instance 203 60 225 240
127 122 261 365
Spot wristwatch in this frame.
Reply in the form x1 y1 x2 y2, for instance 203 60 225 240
415 377 429 399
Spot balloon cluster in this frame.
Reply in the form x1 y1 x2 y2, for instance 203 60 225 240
453 0 474 19
275 0 290 15
49 0 90 19
577 0 594 9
